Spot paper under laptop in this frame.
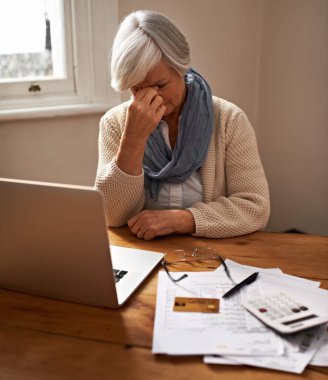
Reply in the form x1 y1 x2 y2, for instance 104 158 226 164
0 178 163 308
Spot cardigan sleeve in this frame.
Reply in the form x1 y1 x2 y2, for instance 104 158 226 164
94 107 145 227
188 106 270 238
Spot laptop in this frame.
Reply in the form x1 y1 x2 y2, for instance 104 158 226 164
0 178 164 308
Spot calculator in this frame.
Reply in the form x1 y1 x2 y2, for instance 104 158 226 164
240 292 328 334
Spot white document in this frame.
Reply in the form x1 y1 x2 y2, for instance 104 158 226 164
152 271 283 356
310 325 328 366
205 325 325 374
204 355 238 365
205 259 328 373
215 259 321 288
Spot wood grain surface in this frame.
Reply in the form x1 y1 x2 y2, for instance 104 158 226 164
0 227 327 380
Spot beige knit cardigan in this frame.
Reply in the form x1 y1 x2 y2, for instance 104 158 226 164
95 96 270 238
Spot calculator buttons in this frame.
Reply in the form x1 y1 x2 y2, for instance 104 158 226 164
241 292 328 334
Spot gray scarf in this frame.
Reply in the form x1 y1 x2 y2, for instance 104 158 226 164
143 68 214 200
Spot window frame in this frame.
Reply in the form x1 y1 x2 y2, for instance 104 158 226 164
0 0 120 120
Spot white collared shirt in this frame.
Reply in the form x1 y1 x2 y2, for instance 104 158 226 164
144 121 203 210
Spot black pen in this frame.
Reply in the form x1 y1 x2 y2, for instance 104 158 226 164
222 272 259 298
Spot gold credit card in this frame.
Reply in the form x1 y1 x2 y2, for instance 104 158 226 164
173 297 220 313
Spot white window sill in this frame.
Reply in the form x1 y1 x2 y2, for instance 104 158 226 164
0 103 115 121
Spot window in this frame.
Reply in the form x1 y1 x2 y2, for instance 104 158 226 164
0 0 120 119
0 1 62 80
0 0 73 95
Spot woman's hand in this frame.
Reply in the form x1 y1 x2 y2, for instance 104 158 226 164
128 209 196 240
127 87 166 140
116 87 166 176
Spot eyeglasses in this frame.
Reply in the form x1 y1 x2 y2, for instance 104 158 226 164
161 247 236 284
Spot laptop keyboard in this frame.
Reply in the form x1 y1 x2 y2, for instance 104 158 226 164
113 269 128 283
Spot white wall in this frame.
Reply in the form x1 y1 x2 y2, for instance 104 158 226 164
257 0 328 235
0 0 327 235
0 113 101 186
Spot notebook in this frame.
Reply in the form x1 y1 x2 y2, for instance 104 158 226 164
0 178 164 308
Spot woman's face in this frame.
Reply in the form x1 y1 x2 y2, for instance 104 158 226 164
130 59 187 118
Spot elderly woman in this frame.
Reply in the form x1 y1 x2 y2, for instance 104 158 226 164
95 10 270 240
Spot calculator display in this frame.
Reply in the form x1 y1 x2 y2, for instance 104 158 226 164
282 314 318 326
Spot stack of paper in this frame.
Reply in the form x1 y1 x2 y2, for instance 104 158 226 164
152 259 328 374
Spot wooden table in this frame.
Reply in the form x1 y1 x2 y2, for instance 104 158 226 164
0 227 327 379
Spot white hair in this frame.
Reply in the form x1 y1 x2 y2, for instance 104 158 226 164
110 10 191 92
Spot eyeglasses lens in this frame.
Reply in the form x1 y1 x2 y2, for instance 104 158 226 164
192 247 217 259
164 250 189 263
164 248 219 264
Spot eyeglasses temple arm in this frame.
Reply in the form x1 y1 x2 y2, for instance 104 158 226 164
161 260 188 283
218 257 235 284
